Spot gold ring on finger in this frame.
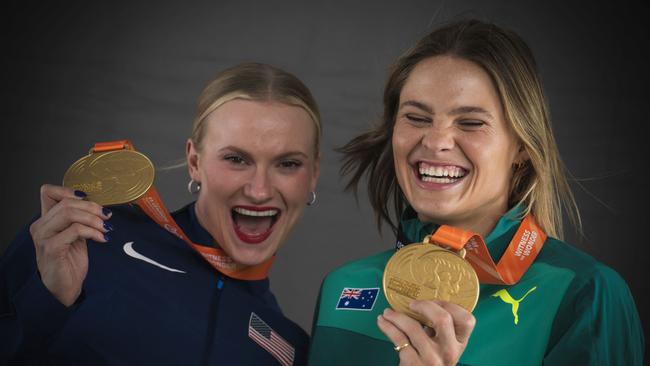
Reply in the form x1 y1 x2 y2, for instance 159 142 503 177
393 342 410 352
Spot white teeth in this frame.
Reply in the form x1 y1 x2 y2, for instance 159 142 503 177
233 207 278 217
421 176 458 183
418 163 465 178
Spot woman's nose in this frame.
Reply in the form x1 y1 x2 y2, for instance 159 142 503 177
421 125 455 152
243 168 273 202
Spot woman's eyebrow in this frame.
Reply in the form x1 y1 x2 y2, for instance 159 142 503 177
276 151 309 160
220 146 309 160
399 100 433 113
448 106 495 120
399 101 495 121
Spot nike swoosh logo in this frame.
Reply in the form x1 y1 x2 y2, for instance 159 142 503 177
123 242 186 273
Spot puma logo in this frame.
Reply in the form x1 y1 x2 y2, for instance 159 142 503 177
492 286 537 325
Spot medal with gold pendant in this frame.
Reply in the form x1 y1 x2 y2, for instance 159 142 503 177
63 148 155 206
383 235 479 325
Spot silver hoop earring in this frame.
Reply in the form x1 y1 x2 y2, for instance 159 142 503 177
187 179 201 194
307 191 316 206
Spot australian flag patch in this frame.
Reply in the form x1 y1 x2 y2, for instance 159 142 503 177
336 287 379 311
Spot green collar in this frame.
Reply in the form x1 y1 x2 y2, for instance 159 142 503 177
398 206 523 261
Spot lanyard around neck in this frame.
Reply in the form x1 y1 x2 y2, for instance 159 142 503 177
398 215 546 285
93 140 274 280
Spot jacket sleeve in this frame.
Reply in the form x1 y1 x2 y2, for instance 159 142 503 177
0 221 77 365
543 264 645 365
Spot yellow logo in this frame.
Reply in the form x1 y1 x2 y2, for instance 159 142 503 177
491 286 537 325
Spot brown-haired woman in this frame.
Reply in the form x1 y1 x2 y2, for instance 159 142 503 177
1 62 320 365
309 20 643 365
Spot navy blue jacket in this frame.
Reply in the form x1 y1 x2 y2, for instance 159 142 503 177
0 203 308 365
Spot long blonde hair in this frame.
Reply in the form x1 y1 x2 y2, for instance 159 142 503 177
339 19 580 239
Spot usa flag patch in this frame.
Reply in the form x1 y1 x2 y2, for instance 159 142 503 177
336 287 379 311
248 312 295 366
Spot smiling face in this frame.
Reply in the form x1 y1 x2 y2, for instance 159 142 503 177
187 99 320 266
392 56 524 236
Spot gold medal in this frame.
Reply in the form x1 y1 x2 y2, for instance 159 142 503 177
383 239 479 324
63 149 155 206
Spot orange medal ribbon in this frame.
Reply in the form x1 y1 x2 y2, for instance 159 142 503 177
430 215 546 285
94 140 274 280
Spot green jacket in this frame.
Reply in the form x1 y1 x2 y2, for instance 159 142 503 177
309 211 644 365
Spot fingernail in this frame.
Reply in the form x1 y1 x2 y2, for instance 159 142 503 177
74 190 87 198
102 208 112 217
103 222 114 232
383 308 392 316
104 233 110 242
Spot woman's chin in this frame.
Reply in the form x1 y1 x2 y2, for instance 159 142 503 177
227 240 277 267
234 254 270 267
412 201 457 223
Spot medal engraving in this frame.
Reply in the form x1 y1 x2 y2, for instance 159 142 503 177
63 150 155 206
383 244 479 324
386 277 421 299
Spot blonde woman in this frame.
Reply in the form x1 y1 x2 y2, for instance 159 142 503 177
309 20 643 365
1 63 320 365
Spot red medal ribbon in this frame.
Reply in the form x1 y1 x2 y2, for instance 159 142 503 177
93 140 274 280
430 216 546 285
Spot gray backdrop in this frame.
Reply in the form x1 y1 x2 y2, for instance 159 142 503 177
4 0 648 357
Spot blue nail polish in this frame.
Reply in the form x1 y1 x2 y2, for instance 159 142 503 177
103 222 114 231
104 233 110 242
74 190 87 198
102 208 112 217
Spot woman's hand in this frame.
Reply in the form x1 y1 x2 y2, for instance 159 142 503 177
29 184 112 306
377 300 476 366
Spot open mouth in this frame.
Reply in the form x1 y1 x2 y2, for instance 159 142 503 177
231 206 280 244
416 162 468 184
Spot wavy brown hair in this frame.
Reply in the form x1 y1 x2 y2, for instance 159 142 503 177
339 19 580 240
